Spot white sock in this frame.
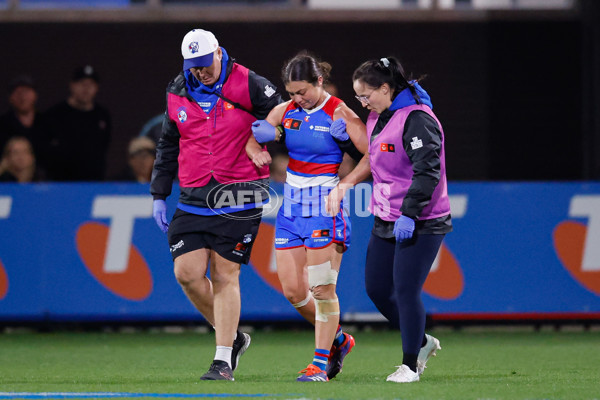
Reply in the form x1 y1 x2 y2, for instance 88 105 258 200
215 346 233 368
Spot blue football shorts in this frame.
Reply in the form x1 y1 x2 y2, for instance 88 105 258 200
274 204 351 251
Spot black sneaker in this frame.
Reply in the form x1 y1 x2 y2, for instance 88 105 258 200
231 330 251 371
200 360 234 381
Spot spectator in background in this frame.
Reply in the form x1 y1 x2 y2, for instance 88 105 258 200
139 113 164 144
0 136 46 182
44 65 111 181
112 136 156 183
0 75 47 165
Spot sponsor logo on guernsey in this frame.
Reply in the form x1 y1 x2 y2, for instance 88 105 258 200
284 118 302 130
380 143 395 152
170 240 184 253
224 102 234 110
410 136 423 150
177 107 188 123
304 116 310 122
264 85 276 97
312 125 330 133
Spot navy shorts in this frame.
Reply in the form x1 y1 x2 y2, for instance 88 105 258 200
167 208 262 264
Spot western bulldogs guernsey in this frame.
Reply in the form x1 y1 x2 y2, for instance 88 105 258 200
284 94 343 188
275 94 351 250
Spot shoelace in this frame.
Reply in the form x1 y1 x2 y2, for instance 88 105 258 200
210 363 227 372
298 364 323 375
389 365 409 378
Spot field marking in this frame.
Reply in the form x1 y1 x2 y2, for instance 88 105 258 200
0 393 278 399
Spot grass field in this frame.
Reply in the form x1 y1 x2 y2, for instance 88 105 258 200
1 326 599 400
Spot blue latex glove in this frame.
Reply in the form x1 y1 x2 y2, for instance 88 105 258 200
394 215 415 242
252 120 276 144
153 199 169 233
329 118 349 141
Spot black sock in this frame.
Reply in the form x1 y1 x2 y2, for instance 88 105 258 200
421 334 428 348
402 353 418 372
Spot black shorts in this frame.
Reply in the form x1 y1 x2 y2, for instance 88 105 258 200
167 208 262 265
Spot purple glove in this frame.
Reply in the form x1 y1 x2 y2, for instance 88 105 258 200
252 120 276 144
153 199 169 233
394 215 415 242
329 118 349 141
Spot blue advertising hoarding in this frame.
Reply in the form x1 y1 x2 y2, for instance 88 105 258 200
0 182 599 322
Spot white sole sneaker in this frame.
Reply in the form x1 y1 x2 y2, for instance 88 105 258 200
417 334 441 375
386 364 420 383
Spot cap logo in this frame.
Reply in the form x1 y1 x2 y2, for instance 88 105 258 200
189 41 199 54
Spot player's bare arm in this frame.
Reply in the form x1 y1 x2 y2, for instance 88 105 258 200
245 101 290 167
333 103 368 154
265 100 290 131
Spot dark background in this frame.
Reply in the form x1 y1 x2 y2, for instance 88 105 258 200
0 15 596 181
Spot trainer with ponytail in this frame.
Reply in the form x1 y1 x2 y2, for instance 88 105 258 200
326 56 452 383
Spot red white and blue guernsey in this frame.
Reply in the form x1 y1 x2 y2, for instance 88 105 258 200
275 94 351 250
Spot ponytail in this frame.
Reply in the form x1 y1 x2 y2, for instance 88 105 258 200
353 56 423 104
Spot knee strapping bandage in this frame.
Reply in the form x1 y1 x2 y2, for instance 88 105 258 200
314 298 340 322
292 292 312 308
308 261 340 322
308 261 338 289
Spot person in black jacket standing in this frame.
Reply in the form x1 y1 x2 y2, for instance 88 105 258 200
0 75 48 168
44 65 111 181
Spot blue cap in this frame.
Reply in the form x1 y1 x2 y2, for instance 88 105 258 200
183 53 215 70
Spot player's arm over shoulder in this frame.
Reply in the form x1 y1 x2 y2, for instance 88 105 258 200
265 100 291 128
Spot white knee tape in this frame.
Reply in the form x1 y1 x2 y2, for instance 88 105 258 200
292 292 312 308
314 298 340 322
307 261 338 289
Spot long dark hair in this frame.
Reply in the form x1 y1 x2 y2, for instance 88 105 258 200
352 56 422 103
281 51 331 86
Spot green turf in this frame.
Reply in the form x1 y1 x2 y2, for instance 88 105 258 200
1 327 599 399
